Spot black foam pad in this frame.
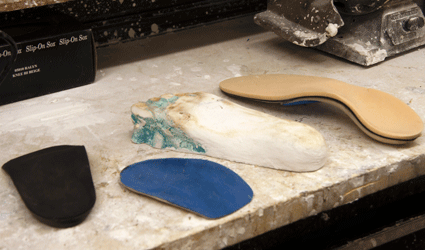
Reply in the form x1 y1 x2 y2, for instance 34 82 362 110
2 145 96 228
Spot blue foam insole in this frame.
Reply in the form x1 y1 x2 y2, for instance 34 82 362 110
120 158 253 219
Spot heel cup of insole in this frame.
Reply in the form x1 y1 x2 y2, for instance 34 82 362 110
2 145 96 228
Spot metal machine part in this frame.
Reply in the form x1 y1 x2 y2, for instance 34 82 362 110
254 0 345 47
255 0 425 66
333 0 390 15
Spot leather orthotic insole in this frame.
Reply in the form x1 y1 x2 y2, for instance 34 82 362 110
220 74 423 144
2 145 96 227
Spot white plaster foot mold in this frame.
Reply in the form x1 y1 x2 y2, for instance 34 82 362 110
131 92 328 172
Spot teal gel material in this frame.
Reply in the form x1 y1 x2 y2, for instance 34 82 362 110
131 96 206 153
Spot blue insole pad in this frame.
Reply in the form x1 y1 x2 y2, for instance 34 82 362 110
120 158 253 219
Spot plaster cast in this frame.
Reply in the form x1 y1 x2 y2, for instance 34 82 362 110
131 92 328 172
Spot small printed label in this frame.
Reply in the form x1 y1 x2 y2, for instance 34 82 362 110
0 33 89 57
25 41 56 53
0 48 23 58
12 64 41 78
59 34 88 46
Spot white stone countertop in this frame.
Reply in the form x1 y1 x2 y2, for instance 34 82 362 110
1 15 425 250
0 0 70 12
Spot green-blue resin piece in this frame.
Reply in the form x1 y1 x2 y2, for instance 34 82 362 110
131 96 206 153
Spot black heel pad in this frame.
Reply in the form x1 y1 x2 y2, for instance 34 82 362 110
2 145 96 228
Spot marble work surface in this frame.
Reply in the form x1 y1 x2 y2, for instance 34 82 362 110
1 15 425 249
0 0 70 12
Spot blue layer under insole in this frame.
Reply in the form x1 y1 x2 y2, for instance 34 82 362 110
120 158 253 219
282 100 318 106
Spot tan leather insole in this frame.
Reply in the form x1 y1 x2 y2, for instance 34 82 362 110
219 74 423 144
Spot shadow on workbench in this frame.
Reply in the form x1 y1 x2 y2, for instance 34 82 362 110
225 174 425 250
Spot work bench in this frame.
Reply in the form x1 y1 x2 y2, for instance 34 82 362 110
1 15 425 249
